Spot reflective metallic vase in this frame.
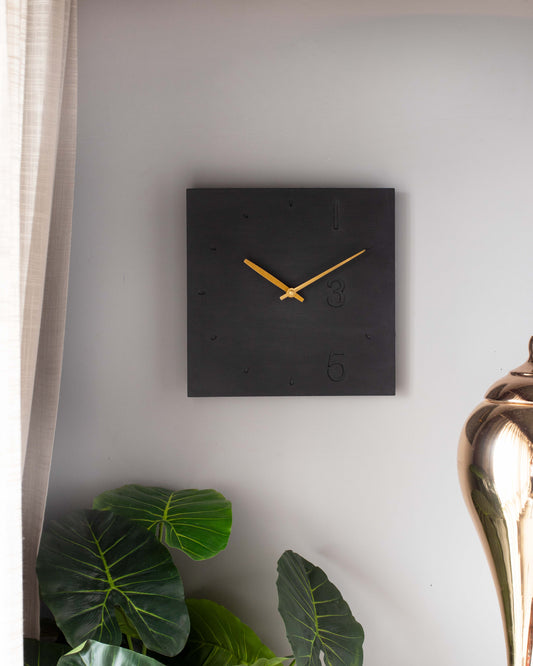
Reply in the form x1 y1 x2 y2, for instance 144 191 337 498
458 337 533 666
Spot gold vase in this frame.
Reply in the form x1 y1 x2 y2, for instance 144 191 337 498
458 337 533 666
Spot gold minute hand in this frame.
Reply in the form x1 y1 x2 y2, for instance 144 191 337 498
244 259 305 302
280 249 366 300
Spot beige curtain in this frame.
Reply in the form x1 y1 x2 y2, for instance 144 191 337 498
1 0 77 646
0 1 23 660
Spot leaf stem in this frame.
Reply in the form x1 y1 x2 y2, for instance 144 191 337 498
127 634 134 651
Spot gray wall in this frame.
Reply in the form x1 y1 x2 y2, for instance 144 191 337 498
47 3 533 665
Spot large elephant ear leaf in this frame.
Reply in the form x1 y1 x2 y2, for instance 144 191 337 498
58 640 165 665
176 599 278 666
276 551 364 666
24 638 70 666
37 509 189 657
93 485 232 560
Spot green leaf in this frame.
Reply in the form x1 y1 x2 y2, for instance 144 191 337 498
58 640 165 665
93 485 232 560
37 509 189 657
235 659 290 666
276 551 364 666
93 484 231 560
24 638 70 665
176 599 277 666
115 606 141 641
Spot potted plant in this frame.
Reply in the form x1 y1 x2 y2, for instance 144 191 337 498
25 484 364 666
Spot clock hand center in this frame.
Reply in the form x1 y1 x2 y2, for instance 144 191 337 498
244 259 304 302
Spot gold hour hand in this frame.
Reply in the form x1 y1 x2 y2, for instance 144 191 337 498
280 249 366 300
244 259 305 302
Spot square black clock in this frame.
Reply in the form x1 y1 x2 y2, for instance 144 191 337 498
187 188 395 397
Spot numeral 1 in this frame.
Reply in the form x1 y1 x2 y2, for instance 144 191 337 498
333 198 340 231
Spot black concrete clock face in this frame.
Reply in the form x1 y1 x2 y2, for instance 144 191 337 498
187 188 395 397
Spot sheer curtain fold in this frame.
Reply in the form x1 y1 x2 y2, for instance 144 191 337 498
2 0 78 643
1 0 23 660
20 0 76 467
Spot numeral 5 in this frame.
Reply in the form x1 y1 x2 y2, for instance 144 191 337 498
327 352 345 382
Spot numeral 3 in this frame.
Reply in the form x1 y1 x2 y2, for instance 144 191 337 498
327 278 345 307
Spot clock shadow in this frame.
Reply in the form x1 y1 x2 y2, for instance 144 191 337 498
393 190 410 395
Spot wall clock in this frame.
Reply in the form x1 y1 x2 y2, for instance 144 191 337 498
187 188 395 397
